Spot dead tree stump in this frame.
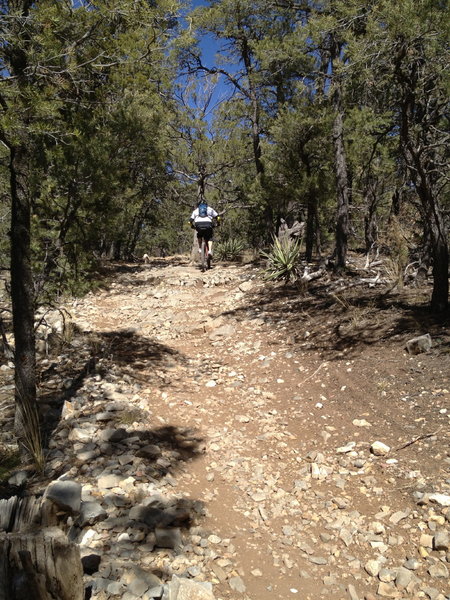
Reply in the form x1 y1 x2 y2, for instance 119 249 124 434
0 527 83 600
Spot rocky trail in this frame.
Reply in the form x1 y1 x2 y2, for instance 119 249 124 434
1 257 449 600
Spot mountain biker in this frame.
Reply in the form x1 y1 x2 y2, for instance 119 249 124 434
190 200 220 258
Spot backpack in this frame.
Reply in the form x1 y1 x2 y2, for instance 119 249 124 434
198 202 208 217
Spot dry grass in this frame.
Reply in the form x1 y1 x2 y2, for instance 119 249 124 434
15 391 45 473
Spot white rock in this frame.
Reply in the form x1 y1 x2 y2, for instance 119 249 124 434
370 441 391 456
429 493 450 507
337 441 356 453
365 559 381 577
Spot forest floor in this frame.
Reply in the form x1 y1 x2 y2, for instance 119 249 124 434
1 254 450 600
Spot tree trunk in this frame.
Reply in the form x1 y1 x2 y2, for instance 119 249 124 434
9 145 40 461
416 219 433 284
364 184 378 254
241 37 274 239
398 75 449 311
0 528 84 600
426 198 448 312
305 189 317 263
332 96 350 271
393 37 449 311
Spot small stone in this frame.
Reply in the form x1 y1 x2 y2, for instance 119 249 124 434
377 582 400 598
8 471 29 487
229 576 246 593
364 560 381 577
403 558 420 570
337 442 356 453
165 576 214 599
370 441 390 456
308 556 328 565
78 501 107 527
378 568 396 583
395 567 412 589
433 530 449 551
250 491 266 502
348 584 360 600
420 533 434 548
98 474 122 490
99 427 128 443
422 586 442 600
428 493 450 507
405 334 432 354
212 563 228 581
339 528 353 546
389 510 410 524
208 534 221 544
154 527 182 550
107 582 124 595
128 578 150 596
428 562 448 578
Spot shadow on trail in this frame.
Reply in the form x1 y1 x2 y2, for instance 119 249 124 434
94 329 183 370
218 279 450 360
38 328 186 448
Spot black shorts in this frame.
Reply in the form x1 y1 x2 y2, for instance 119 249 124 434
195 224 213 242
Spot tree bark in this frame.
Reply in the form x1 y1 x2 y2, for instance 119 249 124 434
0 528 84 600
9 145 40 455
332 91 350 271
396 44 449 311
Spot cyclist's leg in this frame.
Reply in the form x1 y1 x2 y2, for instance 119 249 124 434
196 229 203 252
205 227 213 255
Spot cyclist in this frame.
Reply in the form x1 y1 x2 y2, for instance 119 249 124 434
190 199 220 259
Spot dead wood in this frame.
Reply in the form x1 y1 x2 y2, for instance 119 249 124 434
0 528 83 600
395 427 442 451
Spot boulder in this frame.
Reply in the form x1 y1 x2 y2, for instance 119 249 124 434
44 480 82 513
405 334 432 354
162 575 215 600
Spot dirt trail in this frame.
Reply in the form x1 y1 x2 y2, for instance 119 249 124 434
70 257 449 600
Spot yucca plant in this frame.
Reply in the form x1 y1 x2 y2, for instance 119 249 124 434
15 389 45 473
261 236 302 283
215 238 246 261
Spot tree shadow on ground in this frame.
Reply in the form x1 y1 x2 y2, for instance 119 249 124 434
114 275 164 288
93 330 184 371
219 278 450 360
37 329 187 447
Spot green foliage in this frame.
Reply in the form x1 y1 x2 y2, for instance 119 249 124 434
261 237 302 283
0 0 447 308
215 238 246 261
1 0 180 298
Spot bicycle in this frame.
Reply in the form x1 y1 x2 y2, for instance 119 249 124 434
199 238 212 272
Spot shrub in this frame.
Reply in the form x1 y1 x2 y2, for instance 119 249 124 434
261 237 302 283
215 238 246 262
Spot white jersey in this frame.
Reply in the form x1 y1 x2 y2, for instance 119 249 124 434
190 205 218 225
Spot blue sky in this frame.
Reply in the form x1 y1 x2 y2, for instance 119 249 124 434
181 0 236 123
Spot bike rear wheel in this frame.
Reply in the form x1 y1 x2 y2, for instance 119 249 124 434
200 239 207 271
